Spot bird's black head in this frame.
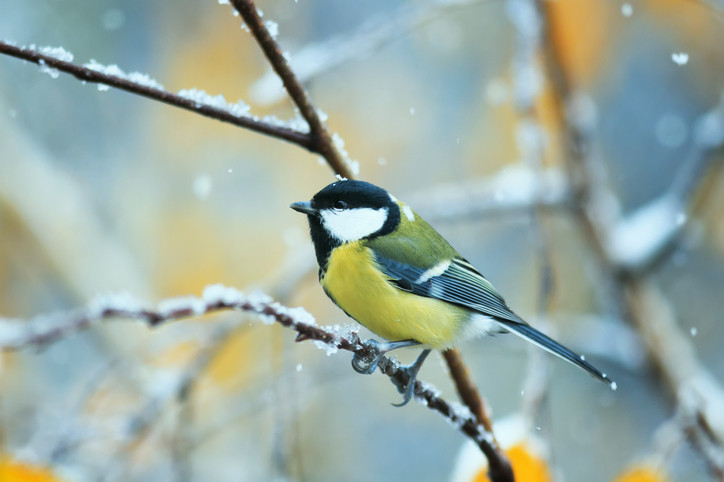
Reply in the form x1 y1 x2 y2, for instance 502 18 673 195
290 180 401 266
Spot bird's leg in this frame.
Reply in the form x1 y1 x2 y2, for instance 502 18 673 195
392 348 431 407
351 339 420 374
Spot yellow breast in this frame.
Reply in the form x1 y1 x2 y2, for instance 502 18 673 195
320 241 467 348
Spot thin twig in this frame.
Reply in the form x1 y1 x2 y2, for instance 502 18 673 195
0 42 312 149
443 348 514 482
229 0 354 179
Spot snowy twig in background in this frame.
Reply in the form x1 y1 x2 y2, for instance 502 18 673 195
0 42 309 148
106 321 241 481
228 0 356 179
506 0 557 429
0 284 509 476
538 0 724 475
605 96 724 274
250 0 483 105
407 166 571 222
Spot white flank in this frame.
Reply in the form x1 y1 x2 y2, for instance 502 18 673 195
461 314 499 340
402 205 415 221
320 207 388 243
415 260 451 284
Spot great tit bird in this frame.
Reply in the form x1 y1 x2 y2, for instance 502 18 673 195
291 180 615 405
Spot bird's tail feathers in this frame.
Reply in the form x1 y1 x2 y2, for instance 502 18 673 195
498 320 617 390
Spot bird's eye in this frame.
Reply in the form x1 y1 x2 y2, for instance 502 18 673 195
333 200 347 210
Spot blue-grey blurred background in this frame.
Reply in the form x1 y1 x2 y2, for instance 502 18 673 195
0 0 723 481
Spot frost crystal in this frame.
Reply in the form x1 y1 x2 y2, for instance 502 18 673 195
259 114 309 133
38 60 60 79
38 45 74 62
84 59 165 90
265 20 279 39
446 401 474 429
202 284 248 306
177 88 251 117
312 339 339 356
157 296 207 317
331 133 361 176
88 292 147 317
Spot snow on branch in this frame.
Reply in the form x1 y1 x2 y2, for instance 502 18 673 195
0 284 502 468
407 166 570 222
0 41 312 148
227 0 357 179
605 96 724 273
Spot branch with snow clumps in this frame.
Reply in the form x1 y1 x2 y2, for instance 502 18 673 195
0 284 505 476
0 41 312 148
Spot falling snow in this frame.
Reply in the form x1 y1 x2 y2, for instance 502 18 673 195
671 52 689 66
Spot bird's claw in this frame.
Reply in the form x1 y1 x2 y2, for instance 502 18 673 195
391 348 431 407
392 373 417 407
351 339 382 374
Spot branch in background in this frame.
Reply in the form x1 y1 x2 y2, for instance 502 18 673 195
229 0 356 179
505 0 558 430
0 285 509 477
537 0 724 476
107 320 240 481
250 0 483 105
406 166 571 222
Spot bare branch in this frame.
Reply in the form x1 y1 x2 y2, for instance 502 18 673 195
443 348 514 482
229 0 355 179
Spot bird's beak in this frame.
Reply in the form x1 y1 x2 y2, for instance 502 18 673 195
290 201 318 216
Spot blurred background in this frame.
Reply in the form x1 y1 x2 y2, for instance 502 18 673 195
0 0 723 480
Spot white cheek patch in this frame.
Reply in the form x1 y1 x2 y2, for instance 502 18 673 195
320 207 388 243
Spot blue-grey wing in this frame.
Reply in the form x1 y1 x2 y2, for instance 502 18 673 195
372 251 616 387
372 252 524 324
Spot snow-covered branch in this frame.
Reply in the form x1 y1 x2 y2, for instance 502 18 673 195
407 166 570 222
0 284 505 473
0 41 314 149
537 0 724 474
228 0 357 179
